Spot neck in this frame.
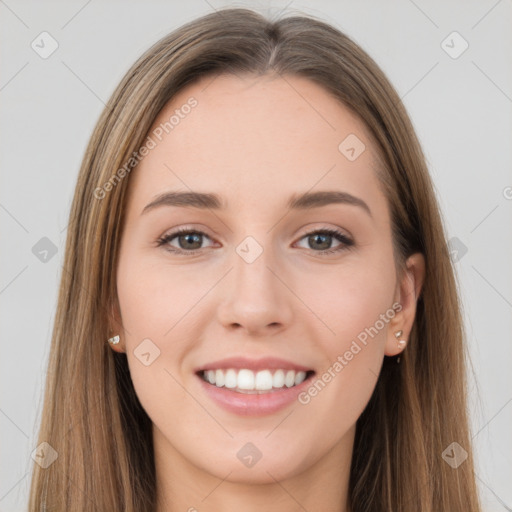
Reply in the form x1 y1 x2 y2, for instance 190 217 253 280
154 425 354 512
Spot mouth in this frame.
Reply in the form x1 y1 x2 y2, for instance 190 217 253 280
196 368 316 394
193 356 317 415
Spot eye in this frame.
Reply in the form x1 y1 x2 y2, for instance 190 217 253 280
157 227 214 254
295 228 354 254
156 227 354 256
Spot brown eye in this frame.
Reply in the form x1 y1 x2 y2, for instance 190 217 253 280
295 228 354 254
157 228 214 254
175 232 203 250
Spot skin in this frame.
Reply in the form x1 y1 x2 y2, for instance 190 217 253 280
111 73 425 512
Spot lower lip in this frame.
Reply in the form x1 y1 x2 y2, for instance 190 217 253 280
197 373 314 416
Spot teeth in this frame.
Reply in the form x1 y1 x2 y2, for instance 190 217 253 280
200 368 310 392
255 370 273 390
225 369 237 389
238 369 255 390
273 369 285 388
215 369 225 387
285 370 295 388
295 371 307 386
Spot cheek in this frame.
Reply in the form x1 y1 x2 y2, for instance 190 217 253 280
116 252 220 406
299 254 396 349
116 257 197 429
117 251 215 338
295 254 396 425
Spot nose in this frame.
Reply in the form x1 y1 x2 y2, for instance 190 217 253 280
216 245 294 336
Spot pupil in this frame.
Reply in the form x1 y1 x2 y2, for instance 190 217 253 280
180 233 201 249
311 234 330 250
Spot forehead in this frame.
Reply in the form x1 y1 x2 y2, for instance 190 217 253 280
126 73 386 217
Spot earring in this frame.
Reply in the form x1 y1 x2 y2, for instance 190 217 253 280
397 339 406 349
394 330 406 364
108 334 120 345
394 331 406 346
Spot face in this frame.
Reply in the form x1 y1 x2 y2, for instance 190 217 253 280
114 73 423 485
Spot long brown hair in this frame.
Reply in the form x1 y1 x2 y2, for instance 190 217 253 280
28 7 482 511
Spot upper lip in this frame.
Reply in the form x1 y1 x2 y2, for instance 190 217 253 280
194 356 314 373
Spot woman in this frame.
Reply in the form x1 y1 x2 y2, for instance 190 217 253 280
28 7 482 511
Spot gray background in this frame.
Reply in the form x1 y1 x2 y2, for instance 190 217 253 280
1 1 511 510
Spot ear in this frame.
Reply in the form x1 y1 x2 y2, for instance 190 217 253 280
107 297 126 353
385 252 425 356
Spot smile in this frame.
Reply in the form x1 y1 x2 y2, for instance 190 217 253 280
198 368 315 394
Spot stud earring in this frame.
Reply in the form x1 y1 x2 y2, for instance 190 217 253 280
108 334 120 345
394 330 406 364
395 330 406 345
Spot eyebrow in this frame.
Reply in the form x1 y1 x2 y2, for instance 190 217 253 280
141 190 372 217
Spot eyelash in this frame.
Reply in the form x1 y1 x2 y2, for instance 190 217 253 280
156 227 354 256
